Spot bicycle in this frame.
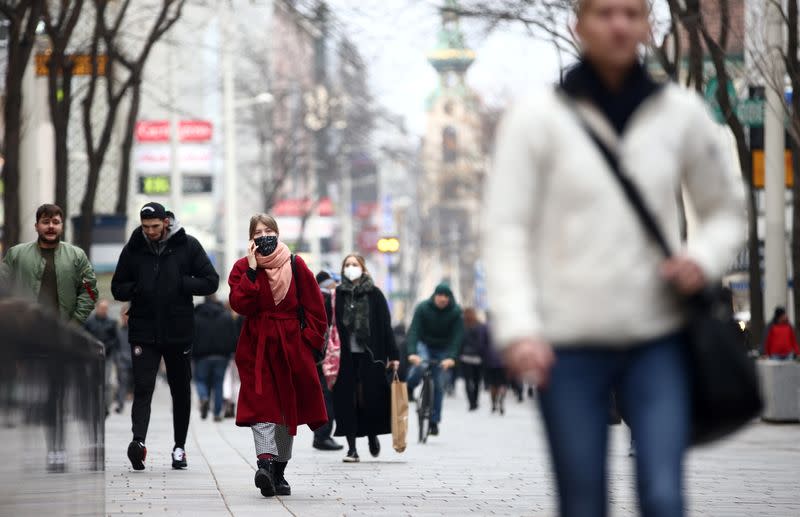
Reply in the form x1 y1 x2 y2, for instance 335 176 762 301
416 359 440 444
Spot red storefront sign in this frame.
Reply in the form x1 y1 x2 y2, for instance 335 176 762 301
136 120 213 143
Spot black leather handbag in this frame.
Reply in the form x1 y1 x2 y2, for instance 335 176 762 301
567 103 762 445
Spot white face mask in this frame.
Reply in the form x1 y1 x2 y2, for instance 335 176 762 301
344 265 363 282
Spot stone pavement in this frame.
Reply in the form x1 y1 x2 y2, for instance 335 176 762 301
105 379 800 516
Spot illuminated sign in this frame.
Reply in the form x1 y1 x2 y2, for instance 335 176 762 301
35 53 107 76
138 175 213 195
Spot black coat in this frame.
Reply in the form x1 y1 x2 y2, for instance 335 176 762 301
111 227 219 347
192 301 237 358
332 286 399 437
84 315 120 355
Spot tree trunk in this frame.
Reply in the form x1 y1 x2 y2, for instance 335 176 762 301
78 158 102 256
49 61 75 225
2 80 23 250
116 79 142 215
1 1 43 251
791 142 800 328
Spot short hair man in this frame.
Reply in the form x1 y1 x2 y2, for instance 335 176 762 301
1 203 98 473
1 203 97 323
111 202 219 471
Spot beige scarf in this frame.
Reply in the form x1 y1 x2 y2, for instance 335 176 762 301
255 241 292 305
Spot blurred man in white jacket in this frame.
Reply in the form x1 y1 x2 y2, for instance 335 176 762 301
484 0 745 515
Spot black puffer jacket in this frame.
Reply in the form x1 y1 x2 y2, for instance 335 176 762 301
192 300 237 358
111 226 219 347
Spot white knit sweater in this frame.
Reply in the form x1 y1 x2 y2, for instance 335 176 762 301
484 85 746 350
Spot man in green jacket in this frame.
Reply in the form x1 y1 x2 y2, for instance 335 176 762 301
406 283 464 436
0 204 97 324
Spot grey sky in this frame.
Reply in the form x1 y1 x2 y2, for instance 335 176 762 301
327 0 565 135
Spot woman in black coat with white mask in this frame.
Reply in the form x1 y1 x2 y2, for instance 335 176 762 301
332 254 399 462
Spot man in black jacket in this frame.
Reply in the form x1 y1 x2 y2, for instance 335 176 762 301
192 295 237 422
111 202 219 471
312 271 343 451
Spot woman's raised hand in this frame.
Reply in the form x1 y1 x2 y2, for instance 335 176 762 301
247 240 258 270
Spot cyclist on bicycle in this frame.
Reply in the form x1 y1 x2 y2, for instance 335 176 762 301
406 283 464 436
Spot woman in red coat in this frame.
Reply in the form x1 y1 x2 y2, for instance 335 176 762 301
228 214 328 498
764 307 800 359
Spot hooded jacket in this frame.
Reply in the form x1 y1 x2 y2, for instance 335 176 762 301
1 241 97 323
111 224 219 347
192 300 238 358
406 284 464 359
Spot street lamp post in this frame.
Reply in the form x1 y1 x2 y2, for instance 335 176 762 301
220 1 273 279
764 0 787 320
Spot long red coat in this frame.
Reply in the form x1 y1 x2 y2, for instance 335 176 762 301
228 255 328 434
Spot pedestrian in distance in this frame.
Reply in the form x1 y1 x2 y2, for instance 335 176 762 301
332 254 400 463
116 305 134 414
405 283 463 437
84 299 120 415
228 214 329 498
111 202 219 471
193 294 238 422
460 307 487 411
222 300 244 419
484 0 746 514
763 307 799 360
0 203 98 473
478 313 509 415
312 270 344 451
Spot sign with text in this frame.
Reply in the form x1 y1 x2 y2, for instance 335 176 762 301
752 150 793 189
138 174 213 195
134 144 212 173
135 120 213 143
35 53 107 76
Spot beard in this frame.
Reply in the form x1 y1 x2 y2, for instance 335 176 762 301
38 233 62 245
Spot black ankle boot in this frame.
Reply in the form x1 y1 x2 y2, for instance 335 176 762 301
274 461 291 496
254 459 276 497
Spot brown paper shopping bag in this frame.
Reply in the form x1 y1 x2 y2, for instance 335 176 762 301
390 371 408 453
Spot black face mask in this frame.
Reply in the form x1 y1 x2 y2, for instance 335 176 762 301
254 235 278 256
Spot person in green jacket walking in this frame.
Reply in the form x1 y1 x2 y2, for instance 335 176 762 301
0 203 98 472
0 204 97 323
406 283 464 436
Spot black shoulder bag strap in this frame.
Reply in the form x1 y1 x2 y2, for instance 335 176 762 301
290 254 307 330
560 94 674 259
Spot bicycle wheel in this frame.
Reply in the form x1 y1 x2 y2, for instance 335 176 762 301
417 374 432 444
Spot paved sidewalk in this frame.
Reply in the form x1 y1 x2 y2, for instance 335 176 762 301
106 379 800 516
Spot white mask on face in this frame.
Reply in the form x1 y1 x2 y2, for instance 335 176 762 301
344 265 363 281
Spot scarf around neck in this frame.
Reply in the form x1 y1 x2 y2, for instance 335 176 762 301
339 274 375 345
255 241 292 305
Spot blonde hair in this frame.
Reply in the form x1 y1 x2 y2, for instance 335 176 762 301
341 254 369 277
249 214 279 239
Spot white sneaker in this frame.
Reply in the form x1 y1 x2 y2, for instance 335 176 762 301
172 447 187 469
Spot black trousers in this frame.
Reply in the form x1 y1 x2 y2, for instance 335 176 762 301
462 363 483 409
313 366 336 442
131 343 192 447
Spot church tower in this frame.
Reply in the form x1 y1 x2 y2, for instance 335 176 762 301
418 0 485 305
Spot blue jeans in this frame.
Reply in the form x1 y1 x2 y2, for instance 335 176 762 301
406 342 449 424
537 333 690 517
194 357 229 417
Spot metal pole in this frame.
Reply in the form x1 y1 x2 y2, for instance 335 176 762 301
221 2 238 277
340 151 354 254
169 44 182 217
764 0 787 319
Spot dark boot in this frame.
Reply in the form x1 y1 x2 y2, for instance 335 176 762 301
254 459 276 497
274 461 291 496
200 400 210 420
